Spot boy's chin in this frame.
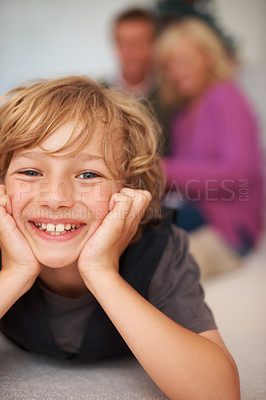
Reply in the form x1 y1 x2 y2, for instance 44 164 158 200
36 253 79 269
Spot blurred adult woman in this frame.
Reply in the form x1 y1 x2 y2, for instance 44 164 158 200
155 18 264 278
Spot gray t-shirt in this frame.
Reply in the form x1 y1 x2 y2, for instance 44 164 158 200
39 226 217 354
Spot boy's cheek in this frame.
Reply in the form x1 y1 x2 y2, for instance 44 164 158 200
82 194 110 220
80 180 122 199
6 180 33 202
79 181 120 207
80 187 117 223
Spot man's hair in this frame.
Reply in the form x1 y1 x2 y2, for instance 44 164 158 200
0 76 165 234
114 7 156 27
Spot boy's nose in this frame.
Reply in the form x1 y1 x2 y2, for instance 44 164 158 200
38 180 75 210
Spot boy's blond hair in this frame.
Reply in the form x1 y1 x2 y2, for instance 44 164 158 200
0 76 165 234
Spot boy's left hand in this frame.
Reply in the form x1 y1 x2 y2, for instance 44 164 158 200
77 188 151 281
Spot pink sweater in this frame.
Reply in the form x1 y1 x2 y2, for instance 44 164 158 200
163 81 264 250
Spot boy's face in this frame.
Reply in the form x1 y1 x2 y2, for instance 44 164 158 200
4 121 123 269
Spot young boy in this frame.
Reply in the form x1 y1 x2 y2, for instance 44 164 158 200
0 76 240 400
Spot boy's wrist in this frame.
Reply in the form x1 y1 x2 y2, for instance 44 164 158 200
0 268 37 318
1 253 41 279
0 267 37 295
80 267 121 295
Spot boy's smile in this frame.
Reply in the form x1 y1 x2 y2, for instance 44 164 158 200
31 220 81 236
4 122 122 269
29 218 85 241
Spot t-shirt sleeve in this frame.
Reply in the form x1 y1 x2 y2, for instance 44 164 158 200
147 225 217 333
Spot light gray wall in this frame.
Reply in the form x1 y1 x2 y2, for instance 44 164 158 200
0 0 153 95
212 0 266 142
213 0 266 64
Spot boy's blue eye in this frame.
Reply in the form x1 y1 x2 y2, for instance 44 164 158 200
18 170 41 176
77 172 99 179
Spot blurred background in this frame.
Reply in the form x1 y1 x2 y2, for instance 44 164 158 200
0 0 265 146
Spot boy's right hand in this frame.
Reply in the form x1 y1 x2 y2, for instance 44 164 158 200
0 185 41 281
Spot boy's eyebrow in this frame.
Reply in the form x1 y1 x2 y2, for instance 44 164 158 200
13 150 105 162
71 152 105 162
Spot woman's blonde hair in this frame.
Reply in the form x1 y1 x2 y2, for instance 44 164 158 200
155 17 236 105
0 76 165 236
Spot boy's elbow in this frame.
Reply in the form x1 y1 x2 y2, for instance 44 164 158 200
178 358 240 400
221 351 241 400
204 358 240 400
166 369 240 400
226 363 241 400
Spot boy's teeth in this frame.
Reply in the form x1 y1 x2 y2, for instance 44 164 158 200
46 223 55 232
56 224 65 232
34 222 80 235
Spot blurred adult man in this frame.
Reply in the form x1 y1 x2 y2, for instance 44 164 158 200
105 8 174 155
111 8 157 98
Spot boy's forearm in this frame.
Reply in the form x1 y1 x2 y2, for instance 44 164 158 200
83 270 240 400
0 268 35 318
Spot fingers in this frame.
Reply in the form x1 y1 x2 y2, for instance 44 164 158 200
108 188 151 220
101 188 151 255
0 184 6 196
0 185 12 216
106 188 151 240
108 191 133 215
119 188 151 219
